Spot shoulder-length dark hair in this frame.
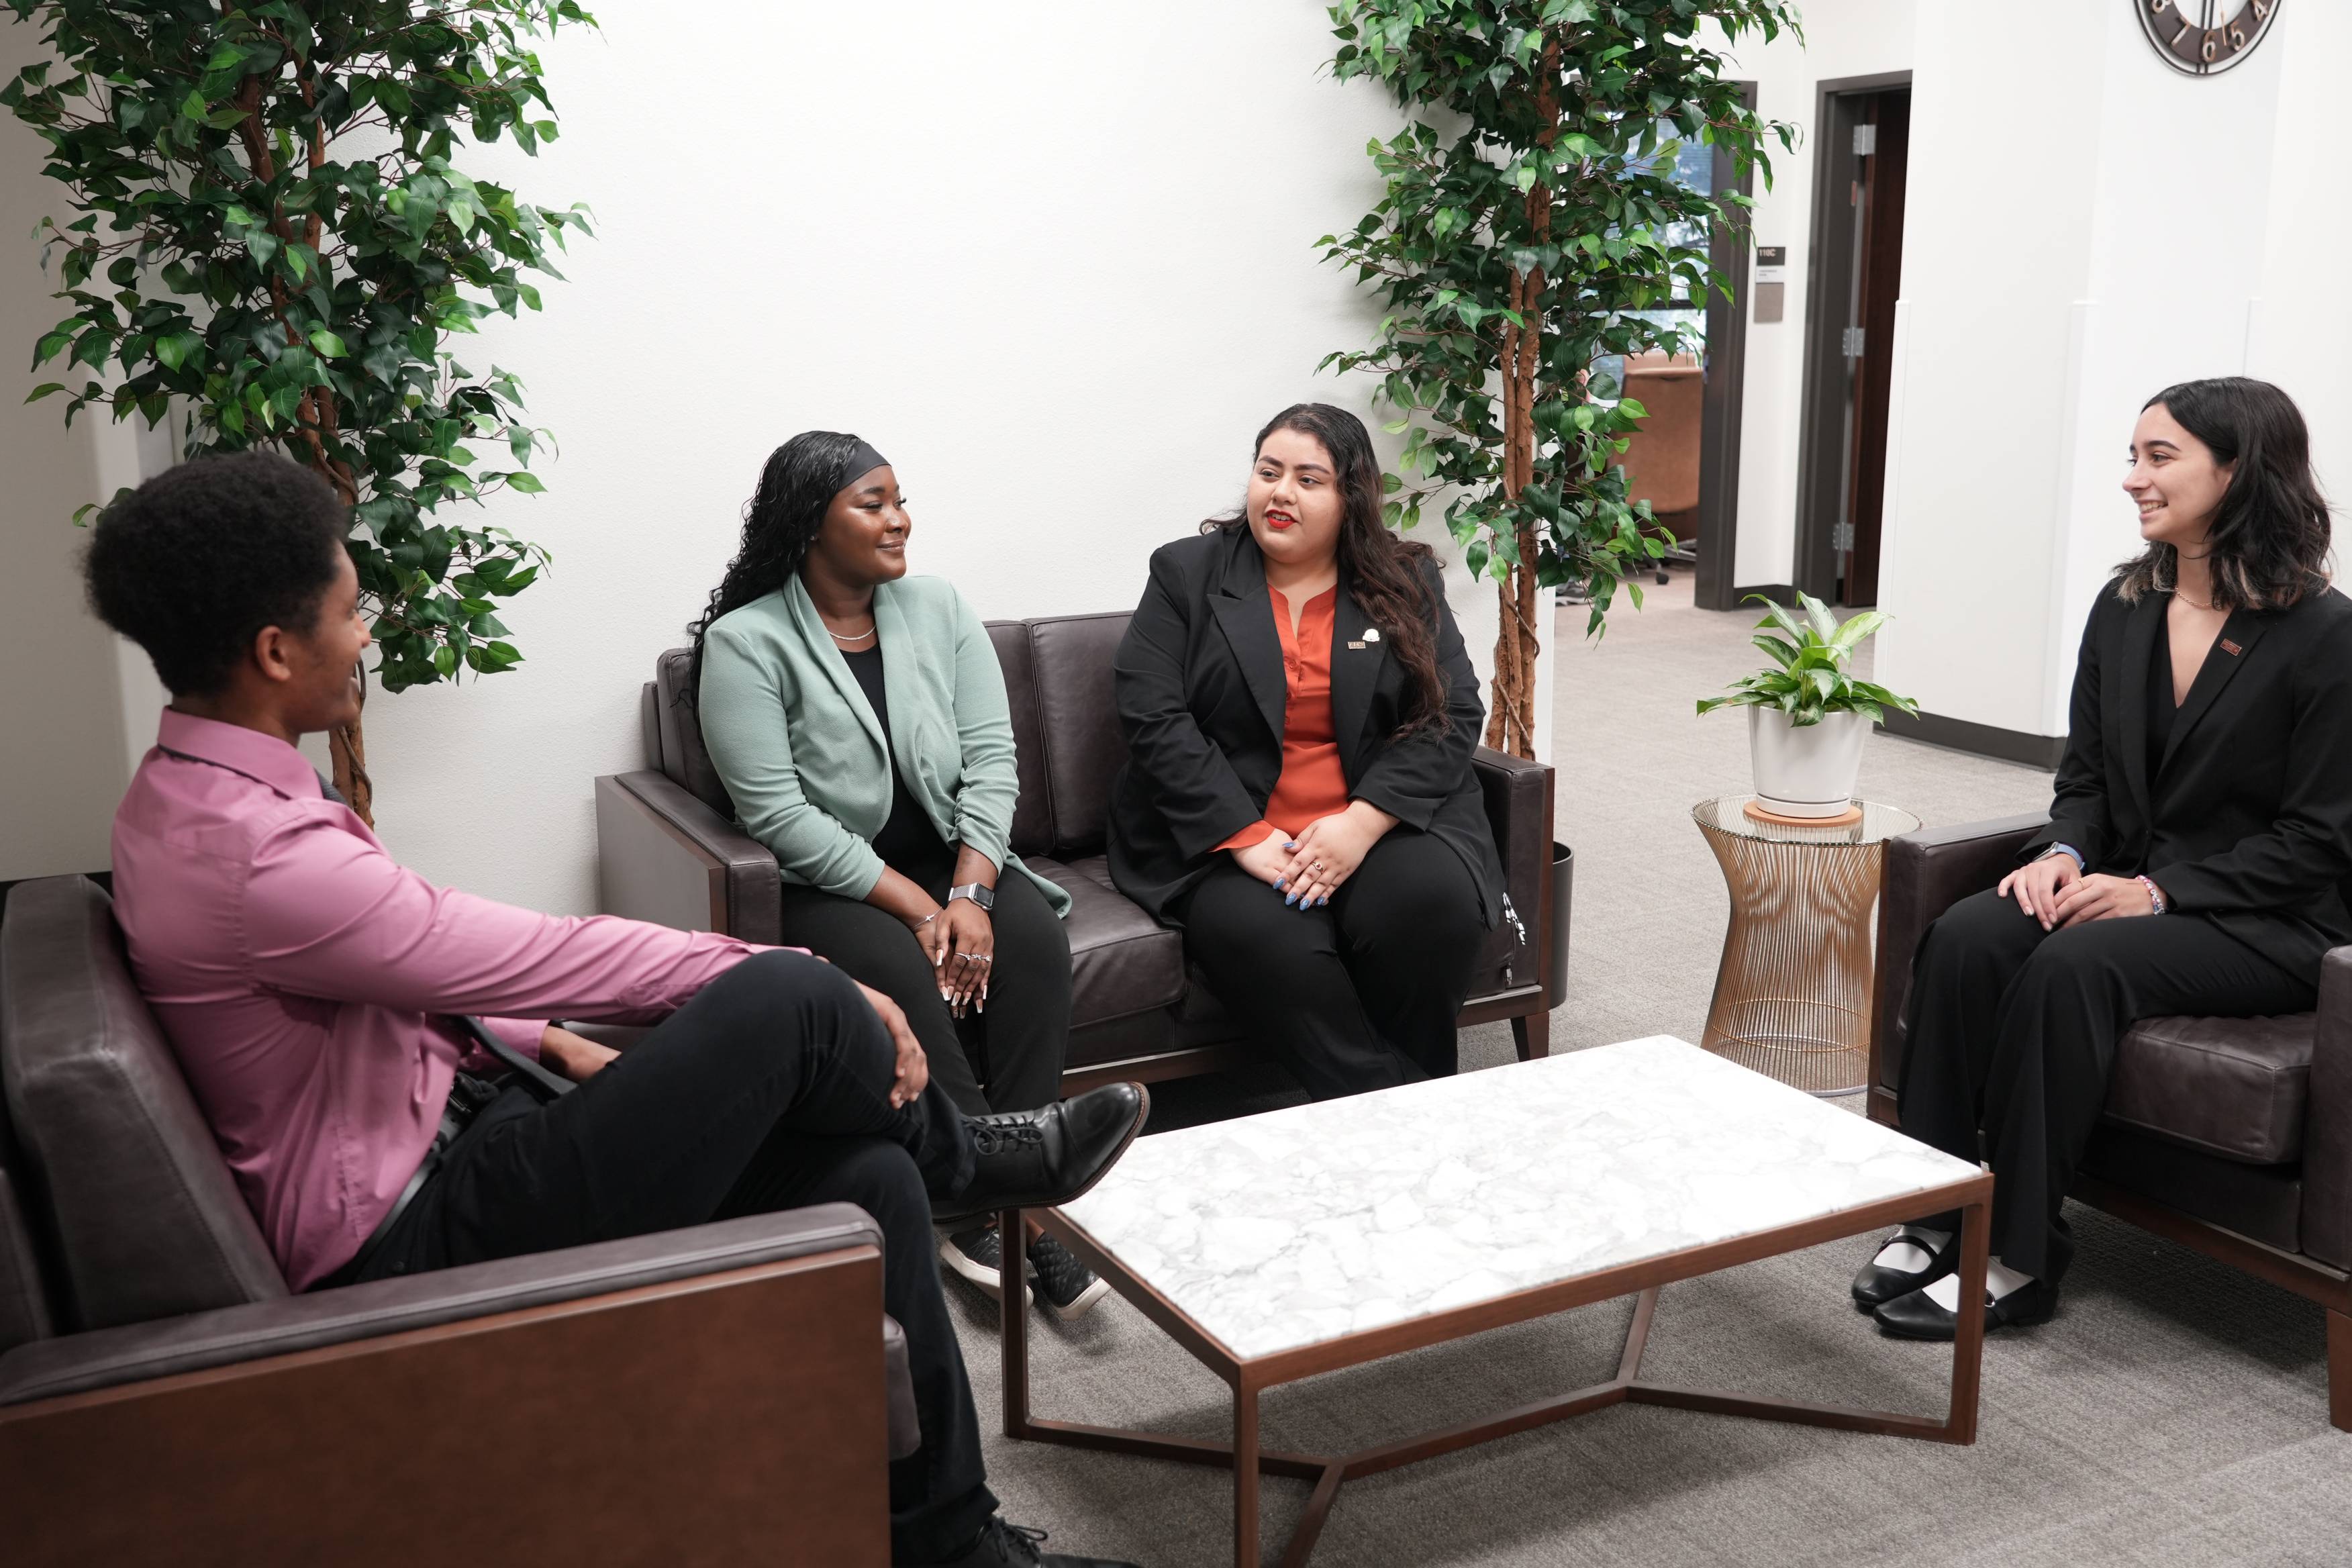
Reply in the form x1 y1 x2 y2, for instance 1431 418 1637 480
1211 403 1447 737
2116 377 2331 611
685 430 873 702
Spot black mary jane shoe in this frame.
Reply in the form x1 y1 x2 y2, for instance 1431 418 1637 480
1851 1227 1959 1311
1873 1277 2059 1342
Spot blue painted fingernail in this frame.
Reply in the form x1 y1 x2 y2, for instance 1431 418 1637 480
1284 892 1297 906
1275 878 1287 889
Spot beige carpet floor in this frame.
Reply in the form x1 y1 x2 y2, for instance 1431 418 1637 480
950 570 2348 1567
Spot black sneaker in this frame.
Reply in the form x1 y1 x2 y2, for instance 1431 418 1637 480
1029 1233 1110 1321
938 1222 1029 1309
916 1516 1138 1568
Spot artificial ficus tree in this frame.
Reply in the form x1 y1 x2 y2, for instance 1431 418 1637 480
3 0 596 824
1322 0 1798 758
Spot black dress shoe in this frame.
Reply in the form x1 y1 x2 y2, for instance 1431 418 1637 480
935 1083 1148 1222
1873 1277 2059 1341
915 1516 1140 1568
1851 1228 1959 1310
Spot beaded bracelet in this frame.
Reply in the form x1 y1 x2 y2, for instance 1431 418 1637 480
2135 874 2168 915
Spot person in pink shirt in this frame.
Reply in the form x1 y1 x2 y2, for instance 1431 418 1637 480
85 452 1145 1568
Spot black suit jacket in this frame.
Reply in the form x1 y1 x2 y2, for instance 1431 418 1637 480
2024 578 2352 983
1106 525 1504 928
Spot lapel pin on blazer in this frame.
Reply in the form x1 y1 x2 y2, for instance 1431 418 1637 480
1363 628 1380 642
2221 638 2243 656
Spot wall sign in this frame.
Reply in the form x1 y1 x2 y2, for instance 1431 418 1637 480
2137 0 2280 77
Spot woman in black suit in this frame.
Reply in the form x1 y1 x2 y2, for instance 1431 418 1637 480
1857 377 2352 1340
1109 403 1504 1099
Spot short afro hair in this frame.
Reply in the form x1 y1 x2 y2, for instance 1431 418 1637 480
84 452 351 697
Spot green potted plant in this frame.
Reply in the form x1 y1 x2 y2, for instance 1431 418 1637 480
1698 593 1918 818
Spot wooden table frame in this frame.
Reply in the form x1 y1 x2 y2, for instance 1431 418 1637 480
1001 1170 1993 1568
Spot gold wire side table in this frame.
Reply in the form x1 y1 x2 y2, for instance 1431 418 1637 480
1692 795 1921 1096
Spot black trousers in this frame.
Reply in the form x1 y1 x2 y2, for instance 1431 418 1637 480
1898 887 2313 1283
773 867 1071 1119
1177 828 1485 1099
350 951 995 1565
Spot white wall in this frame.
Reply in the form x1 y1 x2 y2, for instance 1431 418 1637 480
1707 1 1916 590
1873 0 2341 740
0 2 1556 904
0 19 168 881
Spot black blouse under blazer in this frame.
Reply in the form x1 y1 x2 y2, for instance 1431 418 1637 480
2023 577 2352 983
1106 525 1504 928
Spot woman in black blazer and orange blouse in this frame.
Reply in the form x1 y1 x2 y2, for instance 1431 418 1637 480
1857 377 2352 1341
1108 403 1504 1099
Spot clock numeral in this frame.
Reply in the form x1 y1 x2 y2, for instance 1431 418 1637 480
2147 0 2170 12
2230 26 2249 50
2172 21 2194 48
2253 0 2273 18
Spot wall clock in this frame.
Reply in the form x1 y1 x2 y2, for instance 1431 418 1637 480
2137 0 2281 77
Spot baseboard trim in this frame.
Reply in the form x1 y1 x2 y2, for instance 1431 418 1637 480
1727 582 1796 607
1877 709 2065 769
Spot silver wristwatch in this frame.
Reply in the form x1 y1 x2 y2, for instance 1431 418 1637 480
947 882 995 912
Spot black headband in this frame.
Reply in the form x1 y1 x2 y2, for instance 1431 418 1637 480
839 439 891 494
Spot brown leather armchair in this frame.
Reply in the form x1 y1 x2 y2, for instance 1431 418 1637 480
0 875 919 1566
1871 815 2352 1430
596 611 1569 1091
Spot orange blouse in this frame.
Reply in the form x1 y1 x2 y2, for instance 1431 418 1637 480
1217 585 1351 852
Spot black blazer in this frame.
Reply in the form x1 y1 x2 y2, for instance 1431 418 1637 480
2024 578 2352 983
1106 525 1504 927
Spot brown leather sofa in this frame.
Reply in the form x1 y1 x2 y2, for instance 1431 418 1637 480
1871 814 2352 1430
0 875 918 1566
595 611 1567 1092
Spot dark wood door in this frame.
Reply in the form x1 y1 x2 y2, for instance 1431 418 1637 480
1840 91 1909 606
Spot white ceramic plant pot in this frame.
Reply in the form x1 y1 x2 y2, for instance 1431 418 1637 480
1748 707 1869 818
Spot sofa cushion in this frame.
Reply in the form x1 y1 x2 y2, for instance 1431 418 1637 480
654 646 738 820
0 877 288 1332
2101 1012 2315 1165
1024 856 1185 1030
985 621 1055 861
1028 614 1132 858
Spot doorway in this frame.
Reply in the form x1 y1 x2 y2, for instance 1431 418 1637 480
1794 73 1911 608
1602 82 1757 613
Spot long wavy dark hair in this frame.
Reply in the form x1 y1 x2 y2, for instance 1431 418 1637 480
2116 377 2332 611
685 430 875 703
1212 403 1448 737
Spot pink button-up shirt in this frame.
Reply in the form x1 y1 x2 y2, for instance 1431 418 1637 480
111 710 765 1289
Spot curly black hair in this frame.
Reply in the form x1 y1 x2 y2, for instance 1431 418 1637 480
83 452 350 697
685 430 875 703
2116 377 2334 611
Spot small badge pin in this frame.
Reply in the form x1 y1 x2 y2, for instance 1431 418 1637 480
2222 638 2243 656
1347 641 1365 650
1362 628 1381 643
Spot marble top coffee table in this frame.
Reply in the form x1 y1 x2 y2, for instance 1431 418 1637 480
995 1036 1994 1568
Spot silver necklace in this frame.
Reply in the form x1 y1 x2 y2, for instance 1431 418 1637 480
828 623 878 645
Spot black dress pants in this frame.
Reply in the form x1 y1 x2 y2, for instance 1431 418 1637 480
772 867 1071 1119
350 951 996 1565
1177 828 1486 1099
1898 887 2312 1284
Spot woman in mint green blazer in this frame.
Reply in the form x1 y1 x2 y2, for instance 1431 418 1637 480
688 432 1101 1320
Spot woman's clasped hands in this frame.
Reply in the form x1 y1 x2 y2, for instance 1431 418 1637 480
1996 852 2161 931
1236 800 1402 909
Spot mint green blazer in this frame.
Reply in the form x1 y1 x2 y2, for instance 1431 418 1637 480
697 575 1070 915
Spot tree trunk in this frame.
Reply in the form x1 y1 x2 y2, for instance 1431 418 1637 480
329 668 375 825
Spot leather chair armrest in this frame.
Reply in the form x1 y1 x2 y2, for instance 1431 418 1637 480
1472 744 1552 932
595 771 782 943
1869 813 2050 1112
0 1206 881 1407
2302 946 2352 1271
0 1206 904 1565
